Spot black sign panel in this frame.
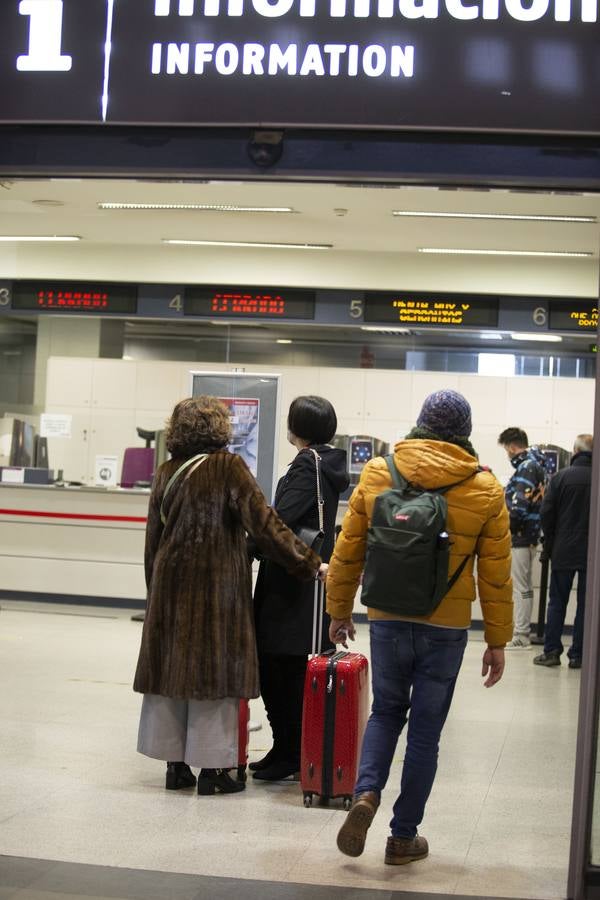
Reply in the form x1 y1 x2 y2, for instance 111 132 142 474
0 0 598 133
185 286 316 318
364 292 499 327
0 1 107 122
549 300 599 332
11 281 139 314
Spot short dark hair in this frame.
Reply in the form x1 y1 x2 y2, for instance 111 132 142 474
166 396 232 458
498 427 528 449
288 395 337 444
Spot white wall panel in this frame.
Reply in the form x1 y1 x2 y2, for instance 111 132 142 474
46 358 93 409
552 378 595 432
458 374 508 428
92 360 137 410
506 376 553 429
317 368 365 420
135 361 184 411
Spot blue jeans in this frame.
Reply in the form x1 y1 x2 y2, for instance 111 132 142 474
355 621 467 838
544 568 586 661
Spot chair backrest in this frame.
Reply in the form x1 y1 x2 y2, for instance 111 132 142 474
120 447 155 488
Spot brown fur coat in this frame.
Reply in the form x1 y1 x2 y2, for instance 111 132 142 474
133 451 320 701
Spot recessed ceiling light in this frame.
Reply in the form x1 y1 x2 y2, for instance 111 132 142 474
163 239 332 250
0 235 81 242
510 333 563 342
276 339 293 344
100 202 296 213
394 211 597 223
418 248 592 258
480 332 503 340
31 199 65 208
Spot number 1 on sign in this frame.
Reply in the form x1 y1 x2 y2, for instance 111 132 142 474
17 0 72 72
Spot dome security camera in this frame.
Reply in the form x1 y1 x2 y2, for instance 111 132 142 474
247 130 284 168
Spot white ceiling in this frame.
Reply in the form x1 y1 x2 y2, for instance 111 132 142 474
0 178 598 297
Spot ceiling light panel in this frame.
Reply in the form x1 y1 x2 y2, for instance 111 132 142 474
510 333 563 342
163 239 332 250
418 248 593 258
99 202 296 212
0 235 81 242
393 211 597 223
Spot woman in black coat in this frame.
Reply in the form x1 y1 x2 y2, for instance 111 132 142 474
252 396 349 781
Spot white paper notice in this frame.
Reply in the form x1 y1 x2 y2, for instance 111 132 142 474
94 455 118 487
40 414 72 439
1 467 25 484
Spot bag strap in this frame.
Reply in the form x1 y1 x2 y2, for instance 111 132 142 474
159 452 208 525
447 554 471 593
306 447 324 533
385 454 408 491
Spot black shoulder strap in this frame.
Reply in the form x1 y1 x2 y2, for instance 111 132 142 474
447 554 471 593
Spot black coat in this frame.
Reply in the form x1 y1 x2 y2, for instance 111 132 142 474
541 452 592 571
254 445 349 656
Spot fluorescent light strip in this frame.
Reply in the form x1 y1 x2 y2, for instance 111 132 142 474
163 239 332 250
276 339 293 344
361 326 411 334
418 248 592 258
511 333 563 342
100 203 295 212
0 235 81 242
394 211 597 223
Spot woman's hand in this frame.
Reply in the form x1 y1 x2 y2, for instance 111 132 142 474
318 563 329 582
329 617 356 648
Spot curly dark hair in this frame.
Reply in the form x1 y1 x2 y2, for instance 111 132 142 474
165 396 232 458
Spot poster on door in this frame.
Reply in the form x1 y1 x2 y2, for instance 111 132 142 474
219 397 260 477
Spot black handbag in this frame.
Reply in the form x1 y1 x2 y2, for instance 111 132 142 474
294 448 325 556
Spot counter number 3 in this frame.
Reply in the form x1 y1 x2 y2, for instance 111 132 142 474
17 0 72 72
0 287 10 307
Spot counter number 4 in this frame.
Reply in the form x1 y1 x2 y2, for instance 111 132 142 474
169 294 183 313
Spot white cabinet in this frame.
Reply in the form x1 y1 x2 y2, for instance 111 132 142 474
136 361 186 411
46 358 93 409
44 407 91 483
92 360 137 410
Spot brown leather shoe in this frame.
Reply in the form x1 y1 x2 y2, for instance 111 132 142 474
385 834 429 865
336 791 380 858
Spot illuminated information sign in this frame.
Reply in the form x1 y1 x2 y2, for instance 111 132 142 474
11 282 139 314
549 301 599 332
0 0 599 133
184 287 316 319
364 293 499 328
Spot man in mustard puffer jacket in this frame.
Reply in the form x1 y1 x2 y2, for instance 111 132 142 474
327 390 513 867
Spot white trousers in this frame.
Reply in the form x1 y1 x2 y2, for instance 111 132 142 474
512 546 537 637
137 694 238 769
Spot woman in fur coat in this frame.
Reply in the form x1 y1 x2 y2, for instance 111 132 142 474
134 396 322 796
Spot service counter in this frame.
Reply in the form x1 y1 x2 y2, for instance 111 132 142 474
0 483 149 602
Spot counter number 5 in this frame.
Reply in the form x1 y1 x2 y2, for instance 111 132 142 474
349 298 364 319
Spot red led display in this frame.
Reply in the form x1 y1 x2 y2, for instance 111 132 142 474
37 290 109 310
10 281 138 314
185 287 315 319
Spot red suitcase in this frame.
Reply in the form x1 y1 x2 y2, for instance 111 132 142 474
301 649 369 809
237 700 250 782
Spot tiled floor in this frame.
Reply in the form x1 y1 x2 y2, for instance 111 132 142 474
0 602 580 899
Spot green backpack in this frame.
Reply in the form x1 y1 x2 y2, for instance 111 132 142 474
360 455 474 617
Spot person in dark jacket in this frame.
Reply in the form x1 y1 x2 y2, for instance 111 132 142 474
252 396 349 782
134 396 322 796
534 434 593 669
498 427 547 649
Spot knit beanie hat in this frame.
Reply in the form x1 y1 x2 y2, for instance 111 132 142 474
417 390 472 439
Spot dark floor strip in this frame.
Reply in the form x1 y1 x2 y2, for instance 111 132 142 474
0 855 531 900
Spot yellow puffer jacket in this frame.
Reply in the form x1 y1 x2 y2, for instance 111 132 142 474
326 439 513 647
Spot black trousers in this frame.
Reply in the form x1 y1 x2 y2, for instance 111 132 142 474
258 652 307 765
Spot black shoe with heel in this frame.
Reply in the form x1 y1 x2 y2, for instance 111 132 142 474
197 768 246 795
165 762 196 791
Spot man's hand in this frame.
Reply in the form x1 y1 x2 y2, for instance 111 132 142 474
329 617 356 648
318 563 329 582
482 646 505 688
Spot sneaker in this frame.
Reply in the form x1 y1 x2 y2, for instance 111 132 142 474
505 636 532 650
385 834 429 865
336 791 380 858
533 651 561 667
568 658 582 670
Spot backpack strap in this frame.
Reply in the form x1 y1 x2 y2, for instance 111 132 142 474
385 455 408 490
160 452 208 525
447 554 471 593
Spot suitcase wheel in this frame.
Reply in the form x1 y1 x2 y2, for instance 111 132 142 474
343 796 352 812
237 765 247 783
303 792 313 808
